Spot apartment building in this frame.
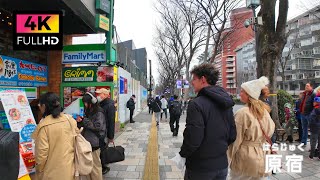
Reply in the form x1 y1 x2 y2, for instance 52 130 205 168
278 6 320 94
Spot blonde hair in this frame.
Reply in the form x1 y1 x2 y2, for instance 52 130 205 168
247 96 271 120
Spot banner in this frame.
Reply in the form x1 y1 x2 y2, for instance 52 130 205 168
62 66 114 83
0 88 37 176
176 80 182 89
0 55 48 87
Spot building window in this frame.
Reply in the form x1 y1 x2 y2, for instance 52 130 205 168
299 26 311 36
301 38 313 46
311 23 320 31
313 47 320 54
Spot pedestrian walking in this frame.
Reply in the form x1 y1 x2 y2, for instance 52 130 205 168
152 96 162 126
228 76 275 179
160 95 168 121
127 95 136 123
179 63 236 180
147 96 154 114
32 92 76 180
169 95 182 136
308 97 320 160
300 83 315 146
96 88 115 174
295 92 303 142
77 92 105 180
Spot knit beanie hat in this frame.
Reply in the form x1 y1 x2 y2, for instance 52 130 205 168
241 76 269 100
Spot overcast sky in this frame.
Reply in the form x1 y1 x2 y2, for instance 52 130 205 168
73 0 312 84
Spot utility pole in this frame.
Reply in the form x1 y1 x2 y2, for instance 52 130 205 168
149 59 152 97
106 0 114 65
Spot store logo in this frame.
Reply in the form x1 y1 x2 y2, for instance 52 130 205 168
12 11 63 50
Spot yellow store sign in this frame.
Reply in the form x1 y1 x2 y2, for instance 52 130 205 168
95 14 109 32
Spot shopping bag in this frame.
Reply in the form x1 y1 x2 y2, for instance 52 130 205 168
102 142 125 164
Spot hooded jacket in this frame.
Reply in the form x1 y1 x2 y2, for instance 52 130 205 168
309 107 320 133
179 85 236 172
100 98 115 140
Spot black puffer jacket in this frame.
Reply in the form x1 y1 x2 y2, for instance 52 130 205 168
78 107 106 149
100 98 116 140
179 85 236 172
309 107 320 133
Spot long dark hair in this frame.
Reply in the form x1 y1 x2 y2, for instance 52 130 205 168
39 92 61 118
82 93 100 117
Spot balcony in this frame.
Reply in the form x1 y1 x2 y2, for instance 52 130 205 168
226 57 235 62
226 74 235 78
226 63 235 67
226 68 235 73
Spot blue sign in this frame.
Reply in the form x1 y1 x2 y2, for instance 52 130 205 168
120 76 124 94
0 55 48 87
20 124 36 142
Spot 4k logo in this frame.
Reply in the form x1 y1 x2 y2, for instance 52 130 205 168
13 11 63 50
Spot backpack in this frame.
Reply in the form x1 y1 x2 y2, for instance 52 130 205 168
66 115 93 176
171 101 182 116
126 100 130 108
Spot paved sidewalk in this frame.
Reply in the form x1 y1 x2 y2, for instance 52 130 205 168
106 105 320 180
104 108 151 180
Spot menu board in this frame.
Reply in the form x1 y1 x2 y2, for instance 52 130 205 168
0 88 36 174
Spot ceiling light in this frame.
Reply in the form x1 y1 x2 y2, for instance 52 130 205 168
1 19 4 22
6 16 9 19
8 22 12 26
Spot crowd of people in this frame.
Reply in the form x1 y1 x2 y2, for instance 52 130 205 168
32 88 116 180
177 63 320 180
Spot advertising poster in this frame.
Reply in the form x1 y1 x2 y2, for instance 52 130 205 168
0 88 37 174
120 76 124 94
183 80 190 89
124 78 128 94
0 55 48 87
62 66 114 83
63 86 111 108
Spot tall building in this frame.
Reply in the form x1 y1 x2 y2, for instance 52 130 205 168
211 7 254 94
278 5 320 94
116 40 148 88
235 39 256 95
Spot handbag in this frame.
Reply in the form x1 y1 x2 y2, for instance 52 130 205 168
66 115 93 176
257 119 277 154
101 142 125 164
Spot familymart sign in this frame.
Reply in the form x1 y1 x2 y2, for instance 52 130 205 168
62 44 106 64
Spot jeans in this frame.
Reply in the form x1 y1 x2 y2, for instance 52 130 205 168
161 108 168 119
301 114 309 144
155 112 161 123
184 168 228 180
309 131 320 158
297 116 303 140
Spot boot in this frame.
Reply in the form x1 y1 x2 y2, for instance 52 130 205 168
173 129 178 136
288 135 293 143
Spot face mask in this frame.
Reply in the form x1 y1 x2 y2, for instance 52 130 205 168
97 96 103 102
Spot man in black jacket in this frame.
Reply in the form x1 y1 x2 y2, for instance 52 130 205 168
96 88 115 174
179 63 236 180
127 95 136 123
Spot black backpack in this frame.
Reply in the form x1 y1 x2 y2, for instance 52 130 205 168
0 129 19 180
171 101 182 116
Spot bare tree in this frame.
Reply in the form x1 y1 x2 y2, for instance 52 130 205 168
278 31 299 89
190 0 242 62
154 0 208 98
257 0 289 128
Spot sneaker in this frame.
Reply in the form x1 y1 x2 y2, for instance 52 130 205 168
309 155 314 160
102 166 110 174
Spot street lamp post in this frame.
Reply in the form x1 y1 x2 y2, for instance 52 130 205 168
244 0 261 63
